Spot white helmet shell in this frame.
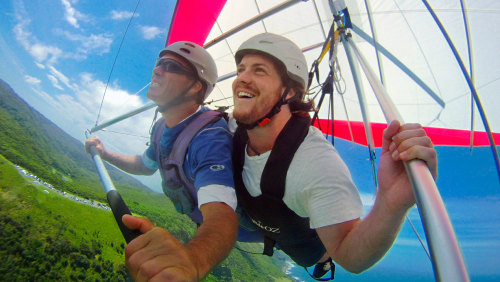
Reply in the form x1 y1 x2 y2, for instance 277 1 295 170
235 33 308 89
159 41 217 100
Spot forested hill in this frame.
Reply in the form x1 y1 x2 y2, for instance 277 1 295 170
0 78 153 200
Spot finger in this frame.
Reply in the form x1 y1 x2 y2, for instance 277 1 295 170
382 120 401 152
126 228 180 280
84 137 100 153
150 268 192 282
396 135 433 155
125 227 163 273
391 124 427 145
134 254 168 282
392 135 430 162
399 145 437 179
122 215 154 234
125 224 172 260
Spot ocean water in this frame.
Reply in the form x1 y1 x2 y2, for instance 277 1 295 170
285 261 432 282
285 260 500 282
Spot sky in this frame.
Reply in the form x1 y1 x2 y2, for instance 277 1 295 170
1 0 500 281
0 0 178 189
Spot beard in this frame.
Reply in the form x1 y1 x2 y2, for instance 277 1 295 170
232 109 257 126
232 96 281 126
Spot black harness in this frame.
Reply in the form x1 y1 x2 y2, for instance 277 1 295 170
233 114 326 267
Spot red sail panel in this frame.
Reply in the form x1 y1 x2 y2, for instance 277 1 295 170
313 119 500 147
166 0 227 46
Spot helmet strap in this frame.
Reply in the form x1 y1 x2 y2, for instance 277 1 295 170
237 85 291 130
156 80 198 113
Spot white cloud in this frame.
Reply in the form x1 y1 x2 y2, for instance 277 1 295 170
25 75 41 85
13 11 63 64
28 69 152 156
12 17 30 47
81 33 113 55
47 74 64 90
32 88 61 109
56 29 113 57
30 43 63 64
59 73 154 156
35 62 45 69
110 10 137 20
48 65 73 89
60 0 84 28
140 26 163 40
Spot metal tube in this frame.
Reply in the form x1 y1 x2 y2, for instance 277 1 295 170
89 148 115 193
85 131 140 243
89 102 157 134
342 34 378 150
204 0 302 48
85 130 117 193
342 33 378 189
345 35 469 282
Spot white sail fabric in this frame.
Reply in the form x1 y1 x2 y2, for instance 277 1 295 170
204 0 500 134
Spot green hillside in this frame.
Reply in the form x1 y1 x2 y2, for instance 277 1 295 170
0 79 290 281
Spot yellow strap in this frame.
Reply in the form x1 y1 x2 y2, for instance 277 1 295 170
316 40 331 64
317 28 341 64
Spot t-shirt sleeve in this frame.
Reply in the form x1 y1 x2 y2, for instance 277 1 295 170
142 147 158 170
284 128 363 229
141 130 159 170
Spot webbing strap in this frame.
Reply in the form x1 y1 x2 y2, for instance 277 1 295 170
168 110 221 164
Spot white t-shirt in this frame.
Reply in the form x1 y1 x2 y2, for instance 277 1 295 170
242 126 363 229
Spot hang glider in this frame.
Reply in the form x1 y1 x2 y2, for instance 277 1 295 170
89 0 500 281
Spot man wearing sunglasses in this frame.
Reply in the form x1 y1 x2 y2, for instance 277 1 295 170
85 41 237 281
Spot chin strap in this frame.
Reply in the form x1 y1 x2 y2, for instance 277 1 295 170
156 80 198 113
237 85 292 130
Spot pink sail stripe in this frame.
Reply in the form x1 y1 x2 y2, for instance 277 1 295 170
166 0 227 46
313 119 500 147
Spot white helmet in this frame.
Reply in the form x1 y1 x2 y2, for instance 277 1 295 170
235 33 308 89
159 41 218 100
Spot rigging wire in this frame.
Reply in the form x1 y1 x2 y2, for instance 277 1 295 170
459 0 476 151
254 0 268 32
406 215 431 259
94 0 141 127
101 129 149 139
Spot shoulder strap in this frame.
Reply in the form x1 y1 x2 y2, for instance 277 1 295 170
168 110 222 166
261 115 311 198
152 117 166 164
161 110 222 218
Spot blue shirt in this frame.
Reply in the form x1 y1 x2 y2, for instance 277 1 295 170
142 107 237 210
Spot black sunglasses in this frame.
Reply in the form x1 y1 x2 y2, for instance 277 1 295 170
155 58 196 77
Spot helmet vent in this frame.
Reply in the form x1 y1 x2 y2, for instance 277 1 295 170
179 47 191 54
184 42 196 48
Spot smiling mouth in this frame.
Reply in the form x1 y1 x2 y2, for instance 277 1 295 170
237 92 255 98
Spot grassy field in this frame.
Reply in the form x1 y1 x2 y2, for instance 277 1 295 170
0 154 290 281
0 154 133 280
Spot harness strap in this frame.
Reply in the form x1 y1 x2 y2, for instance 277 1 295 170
168 110 222 167
261 115 310 198
263 236 276 257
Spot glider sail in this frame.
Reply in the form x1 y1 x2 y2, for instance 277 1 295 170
89 0 500 280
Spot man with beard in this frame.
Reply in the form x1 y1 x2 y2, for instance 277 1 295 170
231 33 437 278
85 41 237 281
